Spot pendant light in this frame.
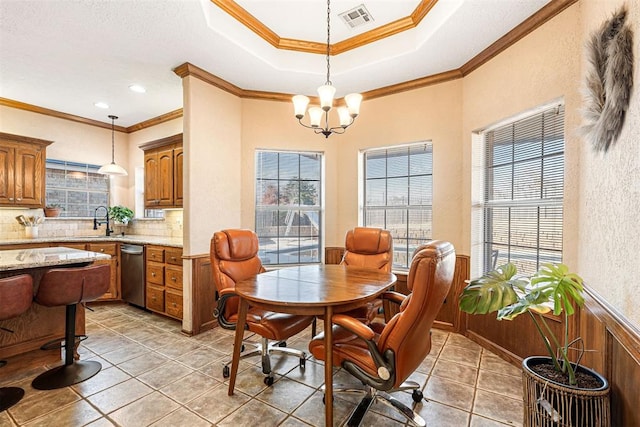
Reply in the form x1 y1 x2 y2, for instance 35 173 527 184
98 115 128 176
292 0 362 138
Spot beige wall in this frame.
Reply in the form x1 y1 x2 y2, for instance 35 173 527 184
577 1 640 325
0 106 130 205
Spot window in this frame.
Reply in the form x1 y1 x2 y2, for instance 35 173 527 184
482 105 564 275
45 159 109 217
363 142 433 269
255 150 322 265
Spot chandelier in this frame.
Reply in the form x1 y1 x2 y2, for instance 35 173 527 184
292 0 362 138
98 115 128 176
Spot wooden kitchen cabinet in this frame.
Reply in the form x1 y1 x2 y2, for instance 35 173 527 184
140 134 182 209
0 132 52 207
145 245 183 320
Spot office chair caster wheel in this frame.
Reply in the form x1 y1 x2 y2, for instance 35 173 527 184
241 345 245 352
222 365 230 378
412 389 423 402
299 357 306 369
264 376 274 386
322 394 334 405
278 341 287 347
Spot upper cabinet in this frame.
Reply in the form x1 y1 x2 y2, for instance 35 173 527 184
0 132 53 208
140 134 183 209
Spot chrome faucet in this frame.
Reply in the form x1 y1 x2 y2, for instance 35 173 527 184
93 206 112 236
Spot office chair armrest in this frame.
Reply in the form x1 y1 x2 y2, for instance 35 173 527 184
380 291 406 306
213 288 241 330
332 314 375 341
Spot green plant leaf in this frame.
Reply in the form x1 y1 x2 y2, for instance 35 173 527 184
459 263 523 315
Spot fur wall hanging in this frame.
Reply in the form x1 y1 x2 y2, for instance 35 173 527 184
582 5 634 153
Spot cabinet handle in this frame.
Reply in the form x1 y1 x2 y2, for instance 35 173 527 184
100 249 105 252
152 296 156 300
172 303 177 307
16 198 22 201
171 276 176 281
151 272 156 277
171 257 176 261
8 197 13 201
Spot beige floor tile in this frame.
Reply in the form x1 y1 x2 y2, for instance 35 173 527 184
86 378 153 414
473 389 523 427
109 391 180 427
470 414 516 426
285 360 328 389
116 352 169 377
175 346 226 370
100 341 151 365
155 340 203 359
217 399 288 426
423 375 476 411
22 400 101 427
447 333 484 351
71 366 131 397
292 391 355 427
476 369 522 399
480 352 522 378
137 361 193 389
415 399 471 427
160 371 220 404
256 377 316 412
150 407 212 427
439 343 482 368
84 418 116 427
279 416 314 426
432 358 479 386
0 411 17 427
8 388 80 425
187 385 251 424
233 365 281 396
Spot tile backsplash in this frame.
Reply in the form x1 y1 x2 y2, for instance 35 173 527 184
0 208 183 240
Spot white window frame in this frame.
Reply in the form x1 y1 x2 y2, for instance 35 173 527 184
476 103 565 276
254 149 324 266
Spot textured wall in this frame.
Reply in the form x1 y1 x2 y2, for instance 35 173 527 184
578 1 640 326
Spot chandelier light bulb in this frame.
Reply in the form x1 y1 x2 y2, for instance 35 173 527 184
309 107 324 127
317 85 336 111
345 93 363 117
292 95 310 119
337 107 351 127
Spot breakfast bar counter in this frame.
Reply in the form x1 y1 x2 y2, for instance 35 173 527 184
0 246 110 358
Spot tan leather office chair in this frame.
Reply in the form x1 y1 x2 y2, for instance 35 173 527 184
211 229 314 386
340 227 393 323
309 240 455 427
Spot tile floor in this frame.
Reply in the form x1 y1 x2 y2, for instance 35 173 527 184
0 304 524 426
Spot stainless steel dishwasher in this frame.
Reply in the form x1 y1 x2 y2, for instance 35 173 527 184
120 244 145 308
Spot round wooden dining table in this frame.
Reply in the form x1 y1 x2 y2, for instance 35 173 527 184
228 264 397 427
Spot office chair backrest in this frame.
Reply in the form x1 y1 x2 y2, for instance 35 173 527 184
211 229 264 317
341 227 393 272
378 240 455 386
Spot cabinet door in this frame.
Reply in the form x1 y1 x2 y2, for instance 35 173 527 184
14 145 44 206
0 145 15 205
144 151 159 207
173 146 183 207
88 243 119 301
157 147 174 207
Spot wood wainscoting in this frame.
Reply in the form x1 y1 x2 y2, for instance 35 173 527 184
189 255 216 335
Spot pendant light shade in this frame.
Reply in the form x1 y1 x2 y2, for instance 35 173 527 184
98 115 128 176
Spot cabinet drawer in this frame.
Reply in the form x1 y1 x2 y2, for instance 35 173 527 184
146 263 164 285
165 266 183 290
146 285 165 313
147 247 164 263
165 248 182 265
165 289 183 319
88 243 117 256
59 243 87 250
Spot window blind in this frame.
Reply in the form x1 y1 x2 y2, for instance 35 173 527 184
363 142 433 269
483 105 564 275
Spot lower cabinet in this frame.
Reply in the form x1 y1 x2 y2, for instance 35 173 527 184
145 245 183 320
49 242 120 301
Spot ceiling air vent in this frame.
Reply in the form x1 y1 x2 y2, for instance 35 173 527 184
339 4 374 29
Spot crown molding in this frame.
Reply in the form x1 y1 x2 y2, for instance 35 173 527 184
210 0 439 55
125 109 183 133
0 97 128 132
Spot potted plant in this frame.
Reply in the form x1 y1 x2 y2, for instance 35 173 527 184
108 205 134 225
44 204 63 217
459 263 610 426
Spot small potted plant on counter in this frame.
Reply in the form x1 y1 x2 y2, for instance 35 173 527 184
459 263 610 426
44 204 63 217
108 205 134 225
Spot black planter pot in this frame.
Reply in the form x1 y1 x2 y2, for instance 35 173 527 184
522 356 610 427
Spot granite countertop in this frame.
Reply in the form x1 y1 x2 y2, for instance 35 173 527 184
0 234 183 248
0 246 111 271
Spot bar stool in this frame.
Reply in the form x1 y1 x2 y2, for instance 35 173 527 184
0 274 34 412
31 264 110 390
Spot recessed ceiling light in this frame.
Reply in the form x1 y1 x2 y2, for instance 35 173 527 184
94 102 109 109
129 84 146 93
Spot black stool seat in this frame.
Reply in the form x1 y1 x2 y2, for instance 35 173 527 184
31 264 110 390
0 274 33 412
